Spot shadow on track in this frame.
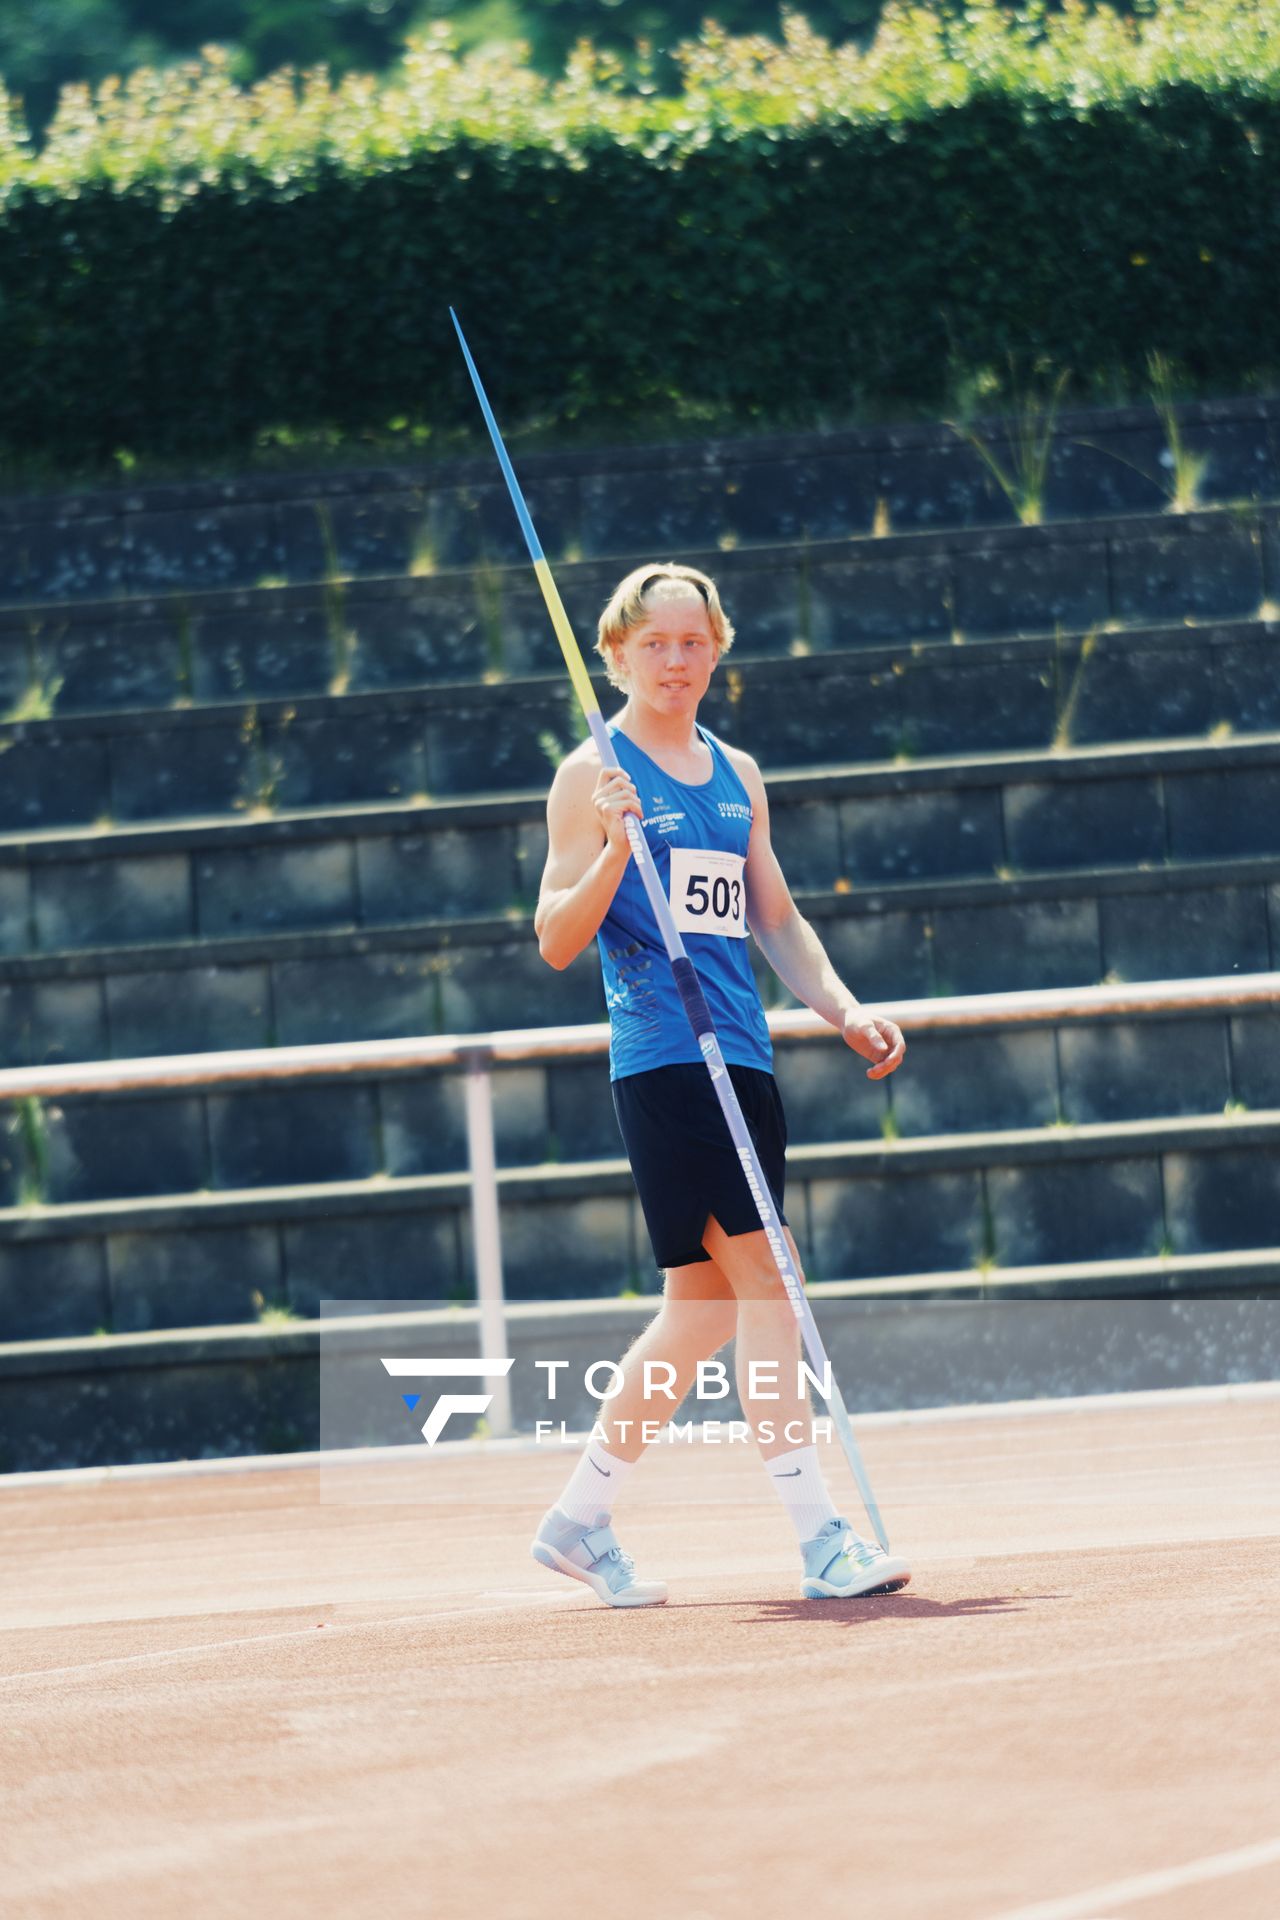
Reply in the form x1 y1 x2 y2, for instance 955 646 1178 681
651 1592 1061 1623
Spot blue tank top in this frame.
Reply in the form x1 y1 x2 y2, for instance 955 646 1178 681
597 720 773 1081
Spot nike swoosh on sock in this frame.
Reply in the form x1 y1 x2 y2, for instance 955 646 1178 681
772 1469 802 1478
590 1459 611 1476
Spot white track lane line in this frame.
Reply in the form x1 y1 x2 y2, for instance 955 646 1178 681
0 1590 580 1688
4 1609 1273 1697
990 1833 1280 1919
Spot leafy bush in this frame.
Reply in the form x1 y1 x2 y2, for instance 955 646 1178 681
2 4 1279 464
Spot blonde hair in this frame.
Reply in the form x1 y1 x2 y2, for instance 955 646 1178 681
595 562 735 692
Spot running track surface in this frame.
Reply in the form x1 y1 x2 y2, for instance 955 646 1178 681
2 1391 1278 1920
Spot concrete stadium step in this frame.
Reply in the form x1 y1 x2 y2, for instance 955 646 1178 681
4 1252 1278 1471
1 1106 1277 1344
2 616 1279 832
3 500 1278 725
1 732 1278 960
3 397 1277 609
0 851 1276 1068
1 999 1271 1214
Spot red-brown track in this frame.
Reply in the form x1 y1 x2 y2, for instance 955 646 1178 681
2 1390 1278 1920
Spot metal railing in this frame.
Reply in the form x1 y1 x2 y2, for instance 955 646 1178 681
0 971 1276 1435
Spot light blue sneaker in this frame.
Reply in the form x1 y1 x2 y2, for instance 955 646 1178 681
800 1516 911 1598
531 1507 668 1608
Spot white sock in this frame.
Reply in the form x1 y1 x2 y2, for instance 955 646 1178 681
765 1443 839 1543
555 1440 636 1526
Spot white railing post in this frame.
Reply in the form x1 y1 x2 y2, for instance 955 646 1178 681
462 1049 513 1438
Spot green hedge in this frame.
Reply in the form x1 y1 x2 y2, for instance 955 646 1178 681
2 7 1280 462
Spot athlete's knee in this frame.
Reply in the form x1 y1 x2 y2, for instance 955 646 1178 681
735 1297 803 1353
722 1253 803 1306
656 1293 736 1356
702 1217 804 1302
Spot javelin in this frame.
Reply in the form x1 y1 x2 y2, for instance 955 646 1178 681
450 308 892 1552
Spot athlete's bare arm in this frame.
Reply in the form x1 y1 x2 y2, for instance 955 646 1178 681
534 744 643 971
728 746 906 1081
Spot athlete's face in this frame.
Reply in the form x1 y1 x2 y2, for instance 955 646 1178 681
614 596 720 714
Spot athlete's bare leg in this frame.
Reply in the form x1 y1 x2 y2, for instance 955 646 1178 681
595 1217 811 1463
594 1257 737 1462
701 1213 810 1462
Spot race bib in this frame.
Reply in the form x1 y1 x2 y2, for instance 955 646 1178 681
669 846 748 939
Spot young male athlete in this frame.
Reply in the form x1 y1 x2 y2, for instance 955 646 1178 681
530 562 909 1607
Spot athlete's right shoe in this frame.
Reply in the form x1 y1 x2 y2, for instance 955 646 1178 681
530 1507 668 1608
800 1516 911 1598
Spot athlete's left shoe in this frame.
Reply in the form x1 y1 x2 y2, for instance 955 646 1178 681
531 1507 668 1608
800 1516 911 1598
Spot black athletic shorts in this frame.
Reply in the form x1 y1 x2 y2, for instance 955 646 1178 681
611 1061 789 1271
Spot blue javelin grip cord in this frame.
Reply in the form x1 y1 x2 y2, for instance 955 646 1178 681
451 308 890 1553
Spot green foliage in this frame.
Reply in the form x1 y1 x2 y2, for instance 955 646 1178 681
8 622 65 721
1074 347 1212 509
14 1096 50 1207
471 556 506 675
437 2 885 79
0 1 420 137
255 1300 302 1324
313 502 358 690
0 2 898 146
1148 348 1211 509
2 5 1279 465
949 362 1070 525
1052 624 1100 750
235 701 288 812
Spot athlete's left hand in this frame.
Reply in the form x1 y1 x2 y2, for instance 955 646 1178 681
842 1011 906 1079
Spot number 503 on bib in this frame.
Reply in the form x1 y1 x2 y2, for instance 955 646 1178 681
668 847 748 939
